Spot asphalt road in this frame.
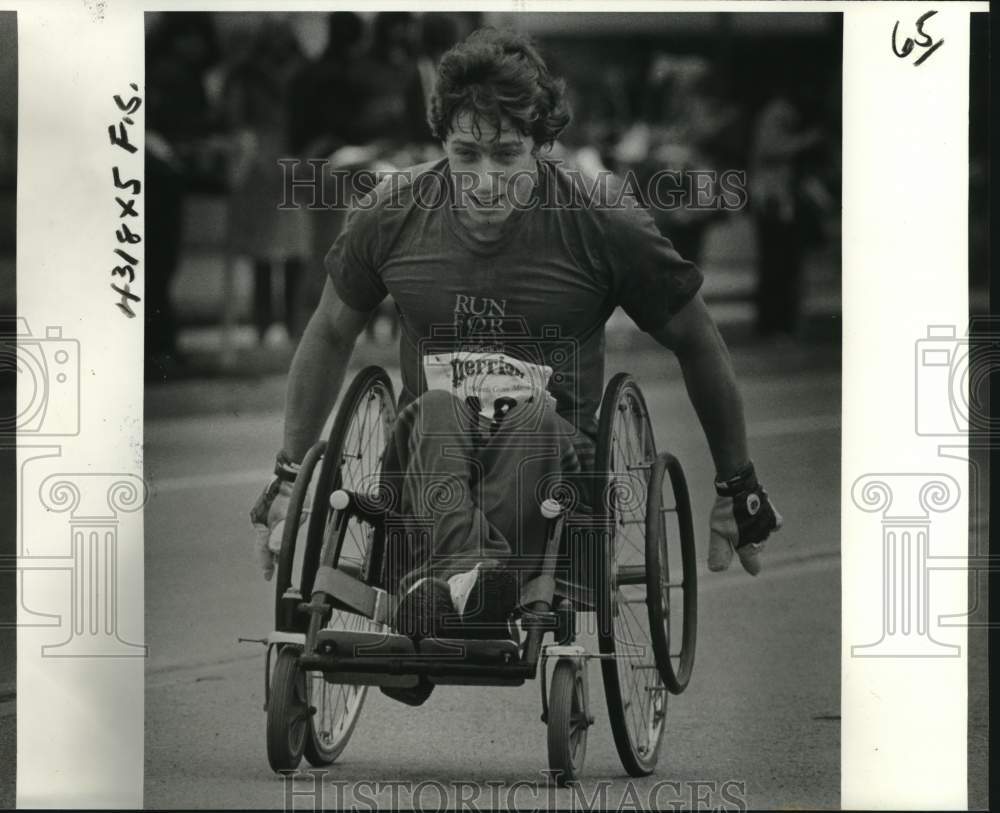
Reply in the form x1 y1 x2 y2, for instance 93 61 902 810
143 339 842 810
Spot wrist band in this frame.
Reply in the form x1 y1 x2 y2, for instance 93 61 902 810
715 460 756 494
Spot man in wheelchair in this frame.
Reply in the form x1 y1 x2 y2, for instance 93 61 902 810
252 28 781 703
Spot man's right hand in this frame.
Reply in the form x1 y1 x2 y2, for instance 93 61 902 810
249 478 295 581
250 452 307 580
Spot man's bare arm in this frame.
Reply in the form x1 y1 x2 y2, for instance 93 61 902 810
282 278 374 461
649 292 749 480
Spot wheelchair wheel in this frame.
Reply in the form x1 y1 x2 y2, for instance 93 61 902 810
646 453 697 695
273 442 326 631
305 365 397 592
594 373 667 777
547 659 589 786
301 367 396 765
266 647 310 772
302 610 380 766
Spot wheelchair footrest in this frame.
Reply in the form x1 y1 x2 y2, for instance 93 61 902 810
419 637 524 686
314 629 414 659
301 630 420 688
299 630 527 686
417 637 520 665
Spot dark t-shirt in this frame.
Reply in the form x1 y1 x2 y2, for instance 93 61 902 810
326 157 703 465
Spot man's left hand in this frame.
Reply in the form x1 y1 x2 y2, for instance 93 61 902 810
708 462 782 576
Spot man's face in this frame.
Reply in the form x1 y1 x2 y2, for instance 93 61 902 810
444 111 537 227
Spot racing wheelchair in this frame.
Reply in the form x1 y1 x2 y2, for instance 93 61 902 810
260 366 697 784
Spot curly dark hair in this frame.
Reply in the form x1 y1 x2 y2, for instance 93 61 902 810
428 28 572 150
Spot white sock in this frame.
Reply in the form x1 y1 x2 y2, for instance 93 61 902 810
447 564 482 616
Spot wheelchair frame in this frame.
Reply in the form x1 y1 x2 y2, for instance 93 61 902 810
260 366 698 784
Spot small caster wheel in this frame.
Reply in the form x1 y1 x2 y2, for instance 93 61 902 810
547 659 589 786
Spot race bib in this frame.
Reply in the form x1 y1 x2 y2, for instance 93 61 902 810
422 351 553 418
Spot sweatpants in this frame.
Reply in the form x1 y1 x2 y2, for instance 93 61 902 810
386 390 582 594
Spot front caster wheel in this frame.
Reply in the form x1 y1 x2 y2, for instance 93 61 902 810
266 647 311 772
547 659 589 786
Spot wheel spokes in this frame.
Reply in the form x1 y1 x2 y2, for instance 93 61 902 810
310 378 395 755
606 387 665 759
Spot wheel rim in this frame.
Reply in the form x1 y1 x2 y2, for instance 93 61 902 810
602 382 667 767
647 453 697 695
333 380 395 580
308 376 396 759
305 611 377 757
335 380 394 495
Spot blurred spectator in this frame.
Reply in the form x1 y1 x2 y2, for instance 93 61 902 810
613 54 739 264
288 11 367 157
224 19 308 344
146 12 224 378
749 93 829 338
568 65 630 164
287 12 372 330
356 12 420 149
405 14 462 145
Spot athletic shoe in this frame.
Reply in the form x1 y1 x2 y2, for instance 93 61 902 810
380 577 455 707
392 576 455 640
446 563 520 640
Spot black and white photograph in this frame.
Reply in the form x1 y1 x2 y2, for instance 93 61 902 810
142 11 845 810
0 10 16 810
0 0 986 808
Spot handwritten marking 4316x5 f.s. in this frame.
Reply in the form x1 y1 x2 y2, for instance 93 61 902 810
108 83 143 318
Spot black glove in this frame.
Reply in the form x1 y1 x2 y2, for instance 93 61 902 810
708 462 782 575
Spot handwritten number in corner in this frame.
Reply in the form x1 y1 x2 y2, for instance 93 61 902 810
893 10 945 67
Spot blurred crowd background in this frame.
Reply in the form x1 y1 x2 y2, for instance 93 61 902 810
0 12 987 378
143 10 853 379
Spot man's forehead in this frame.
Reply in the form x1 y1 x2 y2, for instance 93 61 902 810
449 110 525 145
